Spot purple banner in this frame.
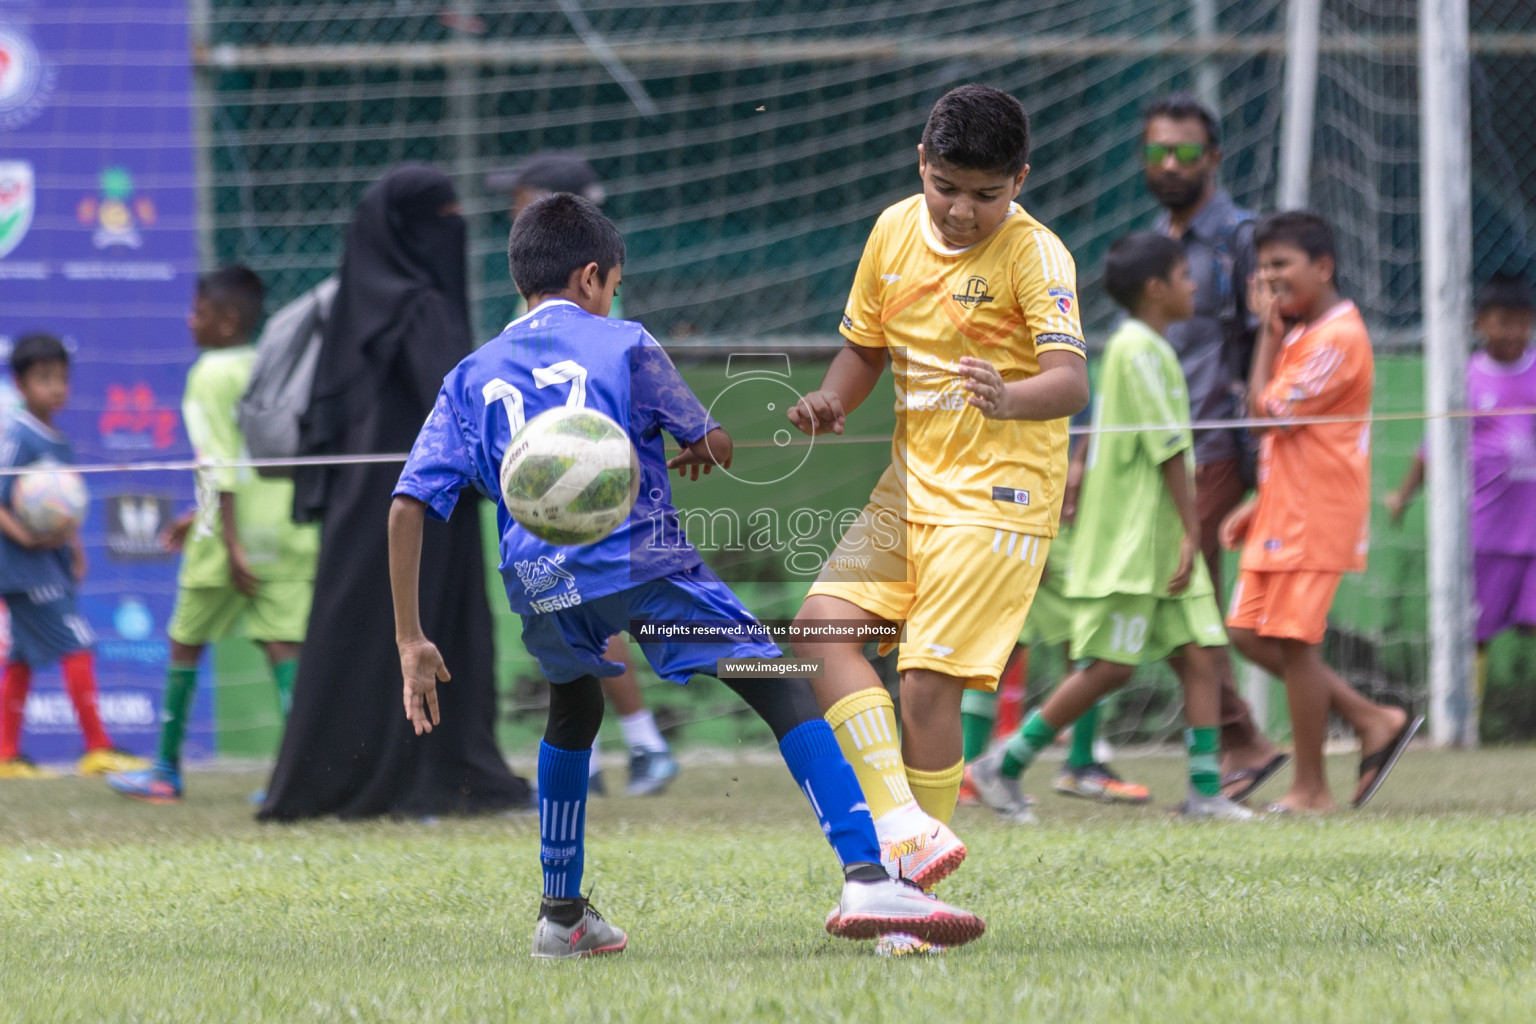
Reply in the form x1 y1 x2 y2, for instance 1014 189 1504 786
0 1 207 764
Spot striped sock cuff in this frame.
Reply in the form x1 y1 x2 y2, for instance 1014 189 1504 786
825 687 894 730
960 688 998 717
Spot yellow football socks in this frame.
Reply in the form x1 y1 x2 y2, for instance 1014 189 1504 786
825 688 913 821
906 760 963 825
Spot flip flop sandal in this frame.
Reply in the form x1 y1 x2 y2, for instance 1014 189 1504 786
1353 714 1424 809
1221 753 1291 803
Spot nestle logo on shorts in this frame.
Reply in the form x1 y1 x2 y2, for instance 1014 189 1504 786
991 486 1031 506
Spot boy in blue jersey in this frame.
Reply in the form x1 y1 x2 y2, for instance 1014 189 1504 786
0 335 150 779
389 193 984 959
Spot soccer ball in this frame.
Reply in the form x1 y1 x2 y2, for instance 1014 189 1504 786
12 467 89 535
499 407 640 545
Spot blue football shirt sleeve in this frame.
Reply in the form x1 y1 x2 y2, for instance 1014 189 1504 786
629 334 719 445
0 430 21 506
395 391 478 522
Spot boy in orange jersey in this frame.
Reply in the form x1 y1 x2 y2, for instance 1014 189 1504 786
1220 210 1420 814
787 85 1090 890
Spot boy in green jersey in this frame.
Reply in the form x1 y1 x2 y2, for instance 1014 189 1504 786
108 266 320 803
969 232 1252 821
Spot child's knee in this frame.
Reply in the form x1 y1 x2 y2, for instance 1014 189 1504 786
544 675 604 750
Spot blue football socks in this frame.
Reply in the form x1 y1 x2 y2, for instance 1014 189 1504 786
778 719 882 867
538 740 591 899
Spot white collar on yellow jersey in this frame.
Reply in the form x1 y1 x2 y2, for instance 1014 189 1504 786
919 201 1022 257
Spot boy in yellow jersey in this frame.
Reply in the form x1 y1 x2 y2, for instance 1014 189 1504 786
789 85 1089 888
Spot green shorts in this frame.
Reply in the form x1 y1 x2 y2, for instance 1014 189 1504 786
167 579 314 646
1019 573 1074 647
1019 526 1074 647
1068 590 1227 666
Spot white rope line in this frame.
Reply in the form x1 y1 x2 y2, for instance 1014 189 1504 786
2 404 1529 477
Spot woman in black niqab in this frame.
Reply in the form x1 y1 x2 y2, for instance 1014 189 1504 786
260 164 531 820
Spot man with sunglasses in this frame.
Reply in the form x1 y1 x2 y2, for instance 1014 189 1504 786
1141 93 1287 800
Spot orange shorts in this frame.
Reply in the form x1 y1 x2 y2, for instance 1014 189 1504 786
1225 569 1342 645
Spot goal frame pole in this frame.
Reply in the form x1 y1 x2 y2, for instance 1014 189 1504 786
1419 0 1477 747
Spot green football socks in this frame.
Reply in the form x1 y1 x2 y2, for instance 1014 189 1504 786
272 659 297 717
1068 701 1101 769
960 689 997 762
1186 726 1220 797
156 665 199 769
1001 709 1059 779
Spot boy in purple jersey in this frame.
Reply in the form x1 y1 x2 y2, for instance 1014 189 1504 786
388 193 983 958
1388 274 1536 707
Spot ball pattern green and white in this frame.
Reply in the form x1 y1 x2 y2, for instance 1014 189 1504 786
499 407 640 546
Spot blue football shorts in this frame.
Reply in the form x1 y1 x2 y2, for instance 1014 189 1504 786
519 563 781 685
5 586 93 667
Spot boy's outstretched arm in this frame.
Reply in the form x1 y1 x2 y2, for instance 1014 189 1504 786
958 350 1089 421
788 342 886 436
668 427 733 480
1160 454 1201 595
388 495 450 735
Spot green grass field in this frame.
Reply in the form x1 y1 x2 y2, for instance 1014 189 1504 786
3 748 1536 1023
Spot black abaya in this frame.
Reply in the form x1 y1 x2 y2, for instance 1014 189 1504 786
260 166 530 820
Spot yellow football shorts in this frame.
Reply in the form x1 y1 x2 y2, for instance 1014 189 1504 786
806 505 1049 690
168 579 315 647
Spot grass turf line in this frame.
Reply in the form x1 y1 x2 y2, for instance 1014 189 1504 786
2 749 1535 1022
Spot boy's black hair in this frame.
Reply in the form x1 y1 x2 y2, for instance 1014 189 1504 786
10 333 69 381
1254 210 1337 265
1103 231 1186 311
196 264 266 337
507 192 626 299
1474 273 1535 315
1142 92 1222 147
920 84 1030 177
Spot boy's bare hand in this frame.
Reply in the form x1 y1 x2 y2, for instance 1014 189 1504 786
1248 274 1284 341
70 541 87 583
227 543 259 596
1219 498 1258 551
667 428 733 480
159 513 194 553
787 390 845 436
1383 489 1409 526
399 638 449 735
25 524 73 551
958 357 1010 418
1168 534 1198 595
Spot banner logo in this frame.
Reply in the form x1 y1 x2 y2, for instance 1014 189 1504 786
0 24 54 131
106 494 175 560
77 167 157 250
99 383 179 451
0 160 33 259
